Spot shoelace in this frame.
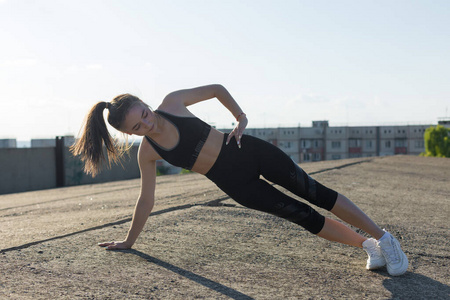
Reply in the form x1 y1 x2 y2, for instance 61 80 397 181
380 238 400 263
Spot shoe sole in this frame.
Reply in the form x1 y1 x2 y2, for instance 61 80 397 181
366 262 386 270
387 253 408 276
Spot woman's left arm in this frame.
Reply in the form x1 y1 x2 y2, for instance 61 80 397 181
164 84 248 146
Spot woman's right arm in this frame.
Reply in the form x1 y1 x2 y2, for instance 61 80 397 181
98 143 157 250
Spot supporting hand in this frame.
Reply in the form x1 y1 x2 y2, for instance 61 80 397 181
98 240 133 250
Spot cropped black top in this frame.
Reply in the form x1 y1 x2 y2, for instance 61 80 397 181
145 110 211 170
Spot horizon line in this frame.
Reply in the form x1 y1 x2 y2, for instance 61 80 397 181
4 119 448 142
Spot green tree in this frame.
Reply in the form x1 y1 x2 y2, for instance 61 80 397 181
422 125 450 157
156 165 170 176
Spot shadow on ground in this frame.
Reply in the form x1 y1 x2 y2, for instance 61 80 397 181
124 249 255 300
383 273 450 300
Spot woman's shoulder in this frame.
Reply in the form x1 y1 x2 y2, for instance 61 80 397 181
157 99 195 117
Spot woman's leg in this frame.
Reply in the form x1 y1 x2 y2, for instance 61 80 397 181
210 136 407 274
221 178 327 235
252 137 384 240
317 217 366 248
213 135 380 246
224 178 369 247
331 194 384 240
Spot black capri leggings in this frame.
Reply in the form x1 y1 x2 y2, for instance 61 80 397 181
205 134 338 234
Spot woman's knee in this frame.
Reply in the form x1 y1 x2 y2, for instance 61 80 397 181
272 201 326 234
228 179 327 234
291 165 338 210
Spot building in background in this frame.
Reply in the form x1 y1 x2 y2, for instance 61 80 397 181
0 122 435 160
438 119 450 128
31 136 75 148
0 139 17 148
221 121 432 163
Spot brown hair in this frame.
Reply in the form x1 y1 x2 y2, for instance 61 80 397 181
71 94 143 176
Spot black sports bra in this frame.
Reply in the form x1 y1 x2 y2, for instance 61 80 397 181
145 110 211 170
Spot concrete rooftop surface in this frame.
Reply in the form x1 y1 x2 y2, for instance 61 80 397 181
1 156 449 299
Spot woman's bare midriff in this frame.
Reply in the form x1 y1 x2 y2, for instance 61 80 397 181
191 128 224 175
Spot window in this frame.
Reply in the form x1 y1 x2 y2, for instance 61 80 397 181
366 140 373 148
395 139 406 147
301 140 311 148
331 141 341 149
385 141 391 148
349 139 361 147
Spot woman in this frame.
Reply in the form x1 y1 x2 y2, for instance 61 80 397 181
72 84 408 276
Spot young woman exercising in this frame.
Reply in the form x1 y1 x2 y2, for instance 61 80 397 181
72 84 408 276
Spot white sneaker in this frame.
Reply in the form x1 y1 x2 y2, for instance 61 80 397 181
363 238 386 270
378 230 409 276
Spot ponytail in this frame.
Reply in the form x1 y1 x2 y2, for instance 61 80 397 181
71 101 122 177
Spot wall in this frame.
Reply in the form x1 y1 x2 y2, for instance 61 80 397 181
0 139 17 148
0 146 141 195
0 147 56 194
63 146 140 186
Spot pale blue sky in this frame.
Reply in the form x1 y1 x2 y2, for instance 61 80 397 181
1 0 449 140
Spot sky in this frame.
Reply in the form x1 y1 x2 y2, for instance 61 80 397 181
1 0 449 141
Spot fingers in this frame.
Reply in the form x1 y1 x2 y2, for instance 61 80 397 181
236 133 242 148
98 241 131 250
226 114 247 147
106 244 119 250
226 133 232 145
226 129 244 148
98 242 114 247
98 241 120 250
226 132 242 148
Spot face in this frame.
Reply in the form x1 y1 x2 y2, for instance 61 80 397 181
121 103 157 136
